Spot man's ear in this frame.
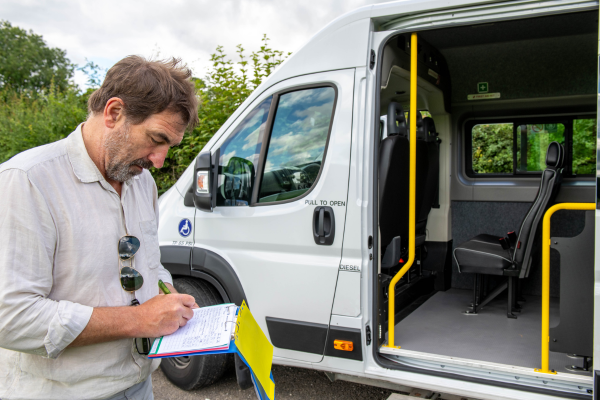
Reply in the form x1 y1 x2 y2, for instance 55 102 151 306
103 98 125 128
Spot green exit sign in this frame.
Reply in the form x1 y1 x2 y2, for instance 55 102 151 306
478 82 489 93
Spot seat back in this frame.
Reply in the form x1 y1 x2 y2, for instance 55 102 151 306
379 102 410 249
416 117 440 234
513 142 564 278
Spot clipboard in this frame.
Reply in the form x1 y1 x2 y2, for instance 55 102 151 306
149 301 275 400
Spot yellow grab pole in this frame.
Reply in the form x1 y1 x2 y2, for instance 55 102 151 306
385 32 418 349
535 202 595 374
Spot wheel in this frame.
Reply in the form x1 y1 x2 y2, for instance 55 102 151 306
160 277 232 390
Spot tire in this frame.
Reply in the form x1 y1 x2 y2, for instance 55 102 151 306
160 277 232 390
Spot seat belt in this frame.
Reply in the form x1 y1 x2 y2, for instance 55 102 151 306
432 137 441 209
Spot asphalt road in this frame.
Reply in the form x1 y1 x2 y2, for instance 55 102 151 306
152 364 405 400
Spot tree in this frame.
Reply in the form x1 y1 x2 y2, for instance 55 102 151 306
0 20 74 92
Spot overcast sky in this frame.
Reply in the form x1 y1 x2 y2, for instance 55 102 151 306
1 0 387 88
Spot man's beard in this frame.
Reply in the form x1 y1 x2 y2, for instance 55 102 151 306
104 124 154 182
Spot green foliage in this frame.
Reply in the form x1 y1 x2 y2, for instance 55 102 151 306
152 35 289 194
0 21 74 92
0 84 88 162
472 123 513 173
573 118 596 175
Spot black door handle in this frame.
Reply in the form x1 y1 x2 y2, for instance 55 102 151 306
313 206 335 245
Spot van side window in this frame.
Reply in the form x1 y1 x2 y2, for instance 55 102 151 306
216 97 272 206
468 118 593 176
258 86 336 203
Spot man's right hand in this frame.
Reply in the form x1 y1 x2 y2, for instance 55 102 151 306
134 293 197 338
69 293 197 348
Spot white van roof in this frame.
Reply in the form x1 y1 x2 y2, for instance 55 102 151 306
204 0 587 149
264 0 502 87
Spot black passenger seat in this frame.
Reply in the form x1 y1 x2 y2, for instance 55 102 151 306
454 142 564 318
380 103 439 270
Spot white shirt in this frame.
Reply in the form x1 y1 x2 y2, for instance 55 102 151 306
0 125 173 400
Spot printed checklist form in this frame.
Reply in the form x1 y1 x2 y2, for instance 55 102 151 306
148 300 275 400
149 303 237 357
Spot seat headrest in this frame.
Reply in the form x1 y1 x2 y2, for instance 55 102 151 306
545 141 564 169
387 102 407 137
420 117 438 142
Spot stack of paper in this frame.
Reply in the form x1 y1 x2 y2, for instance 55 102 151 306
149 303 237 357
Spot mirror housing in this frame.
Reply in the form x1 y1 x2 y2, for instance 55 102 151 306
193 151 213 212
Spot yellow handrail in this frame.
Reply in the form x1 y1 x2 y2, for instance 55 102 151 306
385 32 418 349
534 202 595 374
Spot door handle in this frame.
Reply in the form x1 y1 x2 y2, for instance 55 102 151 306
313 206 335 245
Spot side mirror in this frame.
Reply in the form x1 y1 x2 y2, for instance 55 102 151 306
193 151 213 212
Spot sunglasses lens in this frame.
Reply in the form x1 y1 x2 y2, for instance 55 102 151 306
120 266 144 292
119 236 140 260
135 337 152 355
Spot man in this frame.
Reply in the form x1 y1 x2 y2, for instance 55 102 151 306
0 56 200 399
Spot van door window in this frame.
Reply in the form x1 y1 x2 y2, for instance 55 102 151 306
216 97 272 206
258 86 336 203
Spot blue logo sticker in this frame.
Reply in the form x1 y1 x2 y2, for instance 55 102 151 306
178 218 192 238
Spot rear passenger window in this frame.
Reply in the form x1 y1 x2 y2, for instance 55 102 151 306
258 87 336 203
468 117 595 177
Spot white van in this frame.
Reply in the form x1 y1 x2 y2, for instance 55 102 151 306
156 1 599 398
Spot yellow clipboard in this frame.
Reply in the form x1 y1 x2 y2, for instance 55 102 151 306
234 301 275 400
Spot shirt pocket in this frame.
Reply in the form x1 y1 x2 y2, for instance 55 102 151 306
139 220 160 270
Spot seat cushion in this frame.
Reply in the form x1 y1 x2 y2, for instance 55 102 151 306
454 234 513 275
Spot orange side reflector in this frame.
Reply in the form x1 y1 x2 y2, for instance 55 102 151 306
333 340 354 351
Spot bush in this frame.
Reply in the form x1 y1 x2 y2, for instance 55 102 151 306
0 84 89 162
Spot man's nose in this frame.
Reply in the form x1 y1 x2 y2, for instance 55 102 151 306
148 147 169 169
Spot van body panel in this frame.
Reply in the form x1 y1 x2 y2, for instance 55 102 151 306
192 69 355 363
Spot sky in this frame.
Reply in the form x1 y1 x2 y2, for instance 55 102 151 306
1 0 388 88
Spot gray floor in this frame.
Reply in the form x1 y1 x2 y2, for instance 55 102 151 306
392 289 591 376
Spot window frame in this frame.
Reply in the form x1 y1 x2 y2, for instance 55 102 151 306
465 113 595 178
214 82 339 208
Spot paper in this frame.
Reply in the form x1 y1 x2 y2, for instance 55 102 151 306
235 301 275 400
150 303 236 356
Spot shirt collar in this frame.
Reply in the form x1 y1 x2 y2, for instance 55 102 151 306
67 124 102 183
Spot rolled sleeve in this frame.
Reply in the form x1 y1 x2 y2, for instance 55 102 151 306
44 300 93 359
157 266 173 286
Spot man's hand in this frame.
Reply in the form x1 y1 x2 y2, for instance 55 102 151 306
69 292 197 348
133 293 196 338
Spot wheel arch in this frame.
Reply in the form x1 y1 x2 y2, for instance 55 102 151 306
160 245 247 306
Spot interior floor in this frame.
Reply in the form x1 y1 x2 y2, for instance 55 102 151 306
387 288 591 376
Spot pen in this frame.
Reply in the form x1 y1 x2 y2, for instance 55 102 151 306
158 279 171 294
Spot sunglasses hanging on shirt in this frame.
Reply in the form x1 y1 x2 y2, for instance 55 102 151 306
118 234 151 355
118 235 144 292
